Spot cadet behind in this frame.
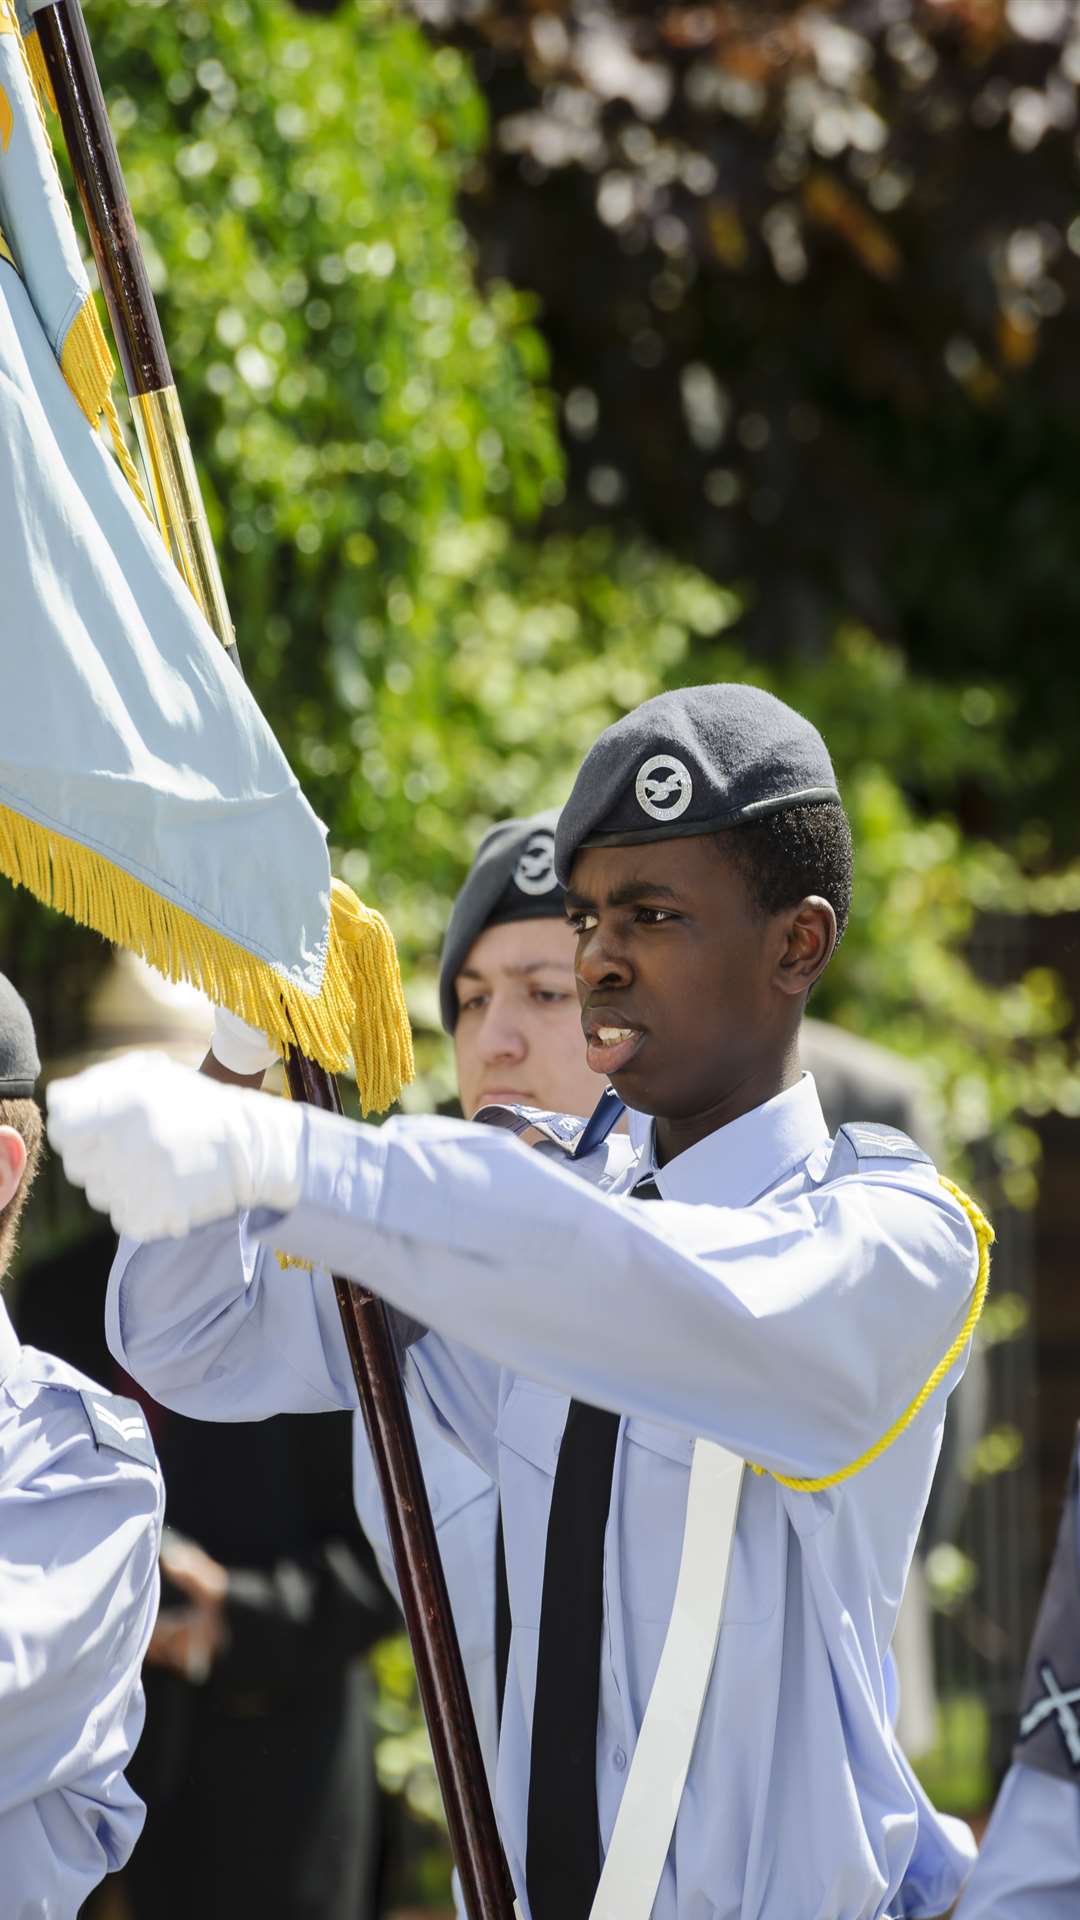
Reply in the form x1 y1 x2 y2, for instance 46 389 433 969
0 971 163 1914
955 1423 1080 1915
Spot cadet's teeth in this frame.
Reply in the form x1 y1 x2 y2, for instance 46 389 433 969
596 1027 634 1045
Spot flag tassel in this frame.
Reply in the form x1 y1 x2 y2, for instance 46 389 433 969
22 24 56 116
59 291 116 425
0 804 413 1114
58 294 151 509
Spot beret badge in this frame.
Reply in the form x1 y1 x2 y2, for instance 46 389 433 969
634 754 694 824
513 830 558 896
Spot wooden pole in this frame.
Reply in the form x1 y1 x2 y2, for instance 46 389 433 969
34 5 515 1911
282 1050 514 1918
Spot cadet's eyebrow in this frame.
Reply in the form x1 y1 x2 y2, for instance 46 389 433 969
456 960 570 984
564 880 682 911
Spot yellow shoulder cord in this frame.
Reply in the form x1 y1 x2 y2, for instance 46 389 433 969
22 21 56 116
750 1176 994 1494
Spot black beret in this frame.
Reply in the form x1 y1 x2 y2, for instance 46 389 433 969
0 973 40 1098
439 809 566 1033
555 683 840 883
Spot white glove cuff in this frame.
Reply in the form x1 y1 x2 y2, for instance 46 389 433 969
211 1006 280 1076
234 1091 305 1216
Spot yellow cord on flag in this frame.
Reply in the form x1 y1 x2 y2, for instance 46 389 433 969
22 25 56 116
58 295 151 508
57 290 114 424
0 804 415 1115
750 1178 993 1492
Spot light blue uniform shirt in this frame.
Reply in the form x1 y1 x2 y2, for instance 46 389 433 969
107 1074 978 1919
0 1298 163 1917
954 1765 1080 1916
953 1474 1080 1917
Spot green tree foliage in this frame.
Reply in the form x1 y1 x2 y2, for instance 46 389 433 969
93 0 560 765
1 0 1074 1195
404 0 1080 840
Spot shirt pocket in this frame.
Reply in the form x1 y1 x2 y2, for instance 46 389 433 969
620 1415 694 1624
620 1417 780 1626
495 1380 570 1628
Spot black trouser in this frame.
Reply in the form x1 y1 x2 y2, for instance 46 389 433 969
122 1663 383 1920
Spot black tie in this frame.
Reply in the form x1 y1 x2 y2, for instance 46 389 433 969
525 1176 660 1920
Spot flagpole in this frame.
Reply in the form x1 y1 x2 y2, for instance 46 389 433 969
33 5 516 1912
29 0 233 652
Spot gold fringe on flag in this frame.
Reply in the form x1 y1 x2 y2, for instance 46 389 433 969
0 804 414 1114
22 24 55 116
58 294 151 511
59 292 115 425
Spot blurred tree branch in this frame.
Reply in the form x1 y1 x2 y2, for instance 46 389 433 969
405 0 1080 842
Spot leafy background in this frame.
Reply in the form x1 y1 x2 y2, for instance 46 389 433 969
6 0 1080 1896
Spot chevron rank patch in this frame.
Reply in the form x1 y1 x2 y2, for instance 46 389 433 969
78 1390 157 1467
836 1123 932 1165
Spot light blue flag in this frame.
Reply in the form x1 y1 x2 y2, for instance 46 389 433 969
0 6 411 1111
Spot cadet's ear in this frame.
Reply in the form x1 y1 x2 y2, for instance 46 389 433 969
774 897 837 998
0 1128 27 1210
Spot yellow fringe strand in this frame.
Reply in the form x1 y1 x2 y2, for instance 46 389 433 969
0 804 414 1115
328 876 414 1114
23 26 55 116
2 0 50 146
751 1177 994 1493
60 293 116 426
57 301 150 513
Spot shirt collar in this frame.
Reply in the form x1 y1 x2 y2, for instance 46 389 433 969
0 1295 21 1386
629 1072 830 1209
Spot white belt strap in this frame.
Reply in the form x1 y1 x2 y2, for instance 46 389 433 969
511 1439 744 1920
590 1439 745 1920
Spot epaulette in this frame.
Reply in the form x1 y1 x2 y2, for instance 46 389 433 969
77 1389 157 1468
817 1121 933 1186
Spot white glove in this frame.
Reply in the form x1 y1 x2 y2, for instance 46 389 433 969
210 1006 280 1077
46 1051 304 1242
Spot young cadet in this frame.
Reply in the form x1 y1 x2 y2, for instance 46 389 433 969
0 971 163 1914
954 1427 1080 1916
348 807 609 1797
50 685 989 1920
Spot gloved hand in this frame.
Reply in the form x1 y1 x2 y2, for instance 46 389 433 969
210 1005 280 1077
46 1051 304 1242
